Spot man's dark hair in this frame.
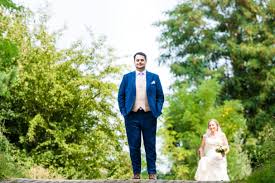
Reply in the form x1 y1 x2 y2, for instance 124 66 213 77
134 52 147 60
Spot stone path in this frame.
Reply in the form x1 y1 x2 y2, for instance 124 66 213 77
1 179 225 183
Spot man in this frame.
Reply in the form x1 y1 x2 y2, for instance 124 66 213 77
118 52 164 180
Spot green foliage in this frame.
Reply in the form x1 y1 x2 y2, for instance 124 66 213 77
247 124 275 183
254 124 275 167
0 4 26 179
157 0 275 134
160 79 251 180
0 8 131 179
0 129 26 179
0 127 10 153
0 6 19 97
157 0 274 179
0 0 18 9
246 124 275 170
227 130 252 180
246 162 275 183
0 152 25 179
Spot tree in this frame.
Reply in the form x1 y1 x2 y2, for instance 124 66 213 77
156 1 274 178
0 1 19 144
0 2 28 179
156 0 274 133
0 8 131 179
0 1 19 97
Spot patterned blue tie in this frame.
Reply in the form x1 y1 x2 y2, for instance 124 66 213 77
138 72 144 76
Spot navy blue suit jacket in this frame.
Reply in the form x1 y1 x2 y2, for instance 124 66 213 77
118 71 164 118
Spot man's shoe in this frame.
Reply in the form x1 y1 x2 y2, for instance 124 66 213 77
132 174 141 179
149 174 157 180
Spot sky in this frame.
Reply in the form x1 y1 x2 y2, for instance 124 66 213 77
14 0 179 94
13 0 180 172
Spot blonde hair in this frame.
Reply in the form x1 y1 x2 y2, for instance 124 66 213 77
205 118 223 136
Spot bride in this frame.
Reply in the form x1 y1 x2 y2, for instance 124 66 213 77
195 119 230 181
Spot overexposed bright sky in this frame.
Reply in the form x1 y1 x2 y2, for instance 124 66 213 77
14 0 179 94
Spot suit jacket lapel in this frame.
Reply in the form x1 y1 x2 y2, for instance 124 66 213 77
146 71 151 92
131 71 136 95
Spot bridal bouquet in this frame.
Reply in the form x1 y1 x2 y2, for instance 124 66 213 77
215 145 227 157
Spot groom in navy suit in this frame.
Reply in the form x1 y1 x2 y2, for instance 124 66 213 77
118 52 164 180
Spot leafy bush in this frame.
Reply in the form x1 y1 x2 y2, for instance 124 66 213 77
0 152 25 179
27 165 63 179
245 124 275 183
0 131 25 179
246 162 275 183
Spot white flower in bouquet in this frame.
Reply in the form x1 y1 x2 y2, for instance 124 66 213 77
215 145 227 157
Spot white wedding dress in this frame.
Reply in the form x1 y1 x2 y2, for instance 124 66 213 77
195 134 230 181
